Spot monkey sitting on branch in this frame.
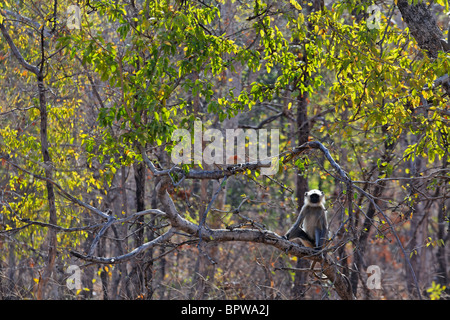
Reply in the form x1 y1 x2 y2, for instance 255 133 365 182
284 189 329 250
283 189 330 280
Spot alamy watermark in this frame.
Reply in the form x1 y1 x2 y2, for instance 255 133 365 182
66 4 382 31
366 264 382 289
66 265 82 291
171 121 280 176
66 5 81 30
366 4 381 30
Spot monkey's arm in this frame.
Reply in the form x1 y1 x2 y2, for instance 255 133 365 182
284 210 305 239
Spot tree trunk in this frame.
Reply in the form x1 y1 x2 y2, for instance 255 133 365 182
35 68 58 301
130 161 153 298
396 0 444 58
292 90 310 299
350 125 395 295
435 154 448 288
1 19 58 301
395 0 446 299
405 135 427 298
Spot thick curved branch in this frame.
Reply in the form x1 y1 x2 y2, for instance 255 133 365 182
139 144 272 181
66 140 354 298
1 9 52 38
0 21 39 74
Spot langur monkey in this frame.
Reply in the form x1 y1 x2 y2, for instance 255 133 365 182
285 189 328 250
284 189 329 280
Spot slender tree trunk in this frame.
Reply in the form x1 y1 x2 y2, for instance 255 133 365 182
435 156 448 287
1 20 58 300
130 161 149 298
35 69 58 301
350 125 395 295
134 162 146 244
99 236 109 300
405 136 427 298
292 90 310 299
290 0 323 297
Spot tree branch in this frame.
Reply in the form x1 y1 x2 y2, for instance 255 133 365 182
282 141 350 182
1 156 110 220
1 9 52 37
0 21 39 74
239 112 283 129
71 228 176 264
139 143 272 180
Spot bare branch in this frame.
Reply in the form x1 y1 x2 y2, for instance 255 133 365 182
87 208 166 255
239 112 283 129
1 9 52 37
1 156 110 220
0 21 39 74
116 208 166 223
0 218 101 234
71 228 176 264
139 142 272 180
282 141 350 182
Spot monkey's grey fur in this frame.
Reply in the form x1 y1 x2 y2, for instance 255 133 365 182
285 189 328 250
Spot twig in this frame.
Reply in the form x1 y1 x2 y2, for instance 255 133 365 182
1 156 110 220
197 175 228 264
70 228 175 264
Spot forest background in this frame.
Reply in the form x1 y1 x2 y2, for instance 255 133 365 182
0 0 449 300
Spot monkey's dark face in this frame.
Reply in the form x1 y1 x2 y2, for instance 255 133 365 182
309 193 321 204
305 189 324 207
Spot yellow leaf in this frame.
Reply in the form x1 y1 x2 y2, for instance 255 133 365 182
376 63 382 73
289 0 302 10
